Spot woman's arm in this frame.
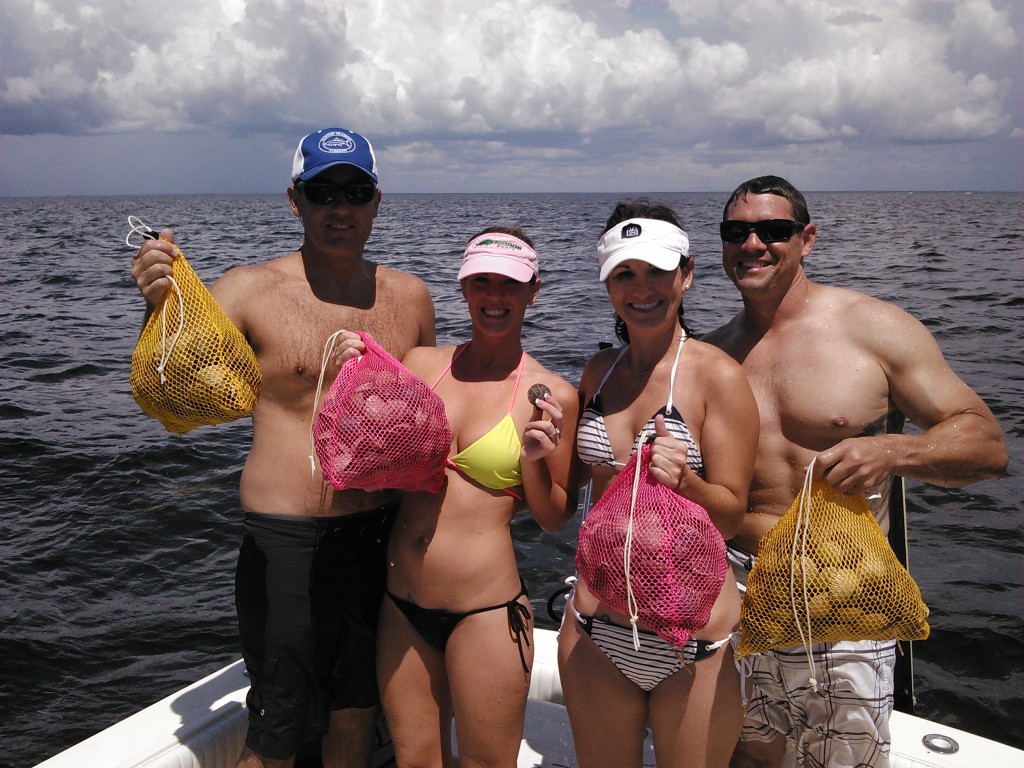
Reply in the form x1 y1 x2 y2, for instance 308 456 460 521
520 377 581 533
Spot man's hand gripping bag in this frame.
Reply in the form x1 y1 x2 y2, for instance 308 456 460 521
128 223 260 434
738 466 930 657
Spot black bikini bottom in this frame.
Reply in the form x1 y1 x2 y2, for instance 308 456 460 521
386 579 531 672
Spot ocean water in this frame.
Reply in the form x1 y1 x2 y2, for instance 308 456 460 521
1 191 1021 766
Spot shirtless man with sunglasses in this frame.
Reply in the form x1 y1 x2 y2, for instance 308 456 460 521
704 175 1006 768
131 128 435 768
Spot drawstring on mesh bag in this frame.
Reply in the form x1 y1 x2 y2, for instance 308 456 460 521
126 215 261 433
622 442 645 649
309 331 452 493
791 458 820 692
127 216 185 384
576 332 727 650
151 276 184 385
620 333 686 650
309 329 353 478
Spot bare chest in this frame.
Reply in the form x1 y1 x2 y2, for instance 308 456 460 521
743 336 891 450
249 289 420 403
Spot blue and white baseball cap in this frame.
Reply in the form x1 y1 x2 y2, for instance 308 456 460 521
291 128 378 184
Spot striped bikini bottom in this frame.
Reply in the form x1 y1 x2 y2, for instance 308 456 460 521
575 610 730 691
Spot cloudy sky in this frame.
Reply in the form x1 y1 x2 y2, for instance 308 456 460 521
1 0 1020 196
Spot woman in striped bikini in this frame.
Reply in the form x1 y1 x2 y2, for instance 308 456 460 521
558 201 759 768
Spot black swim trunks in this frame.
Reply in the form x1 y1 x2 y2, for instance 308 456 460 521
235 501 397 760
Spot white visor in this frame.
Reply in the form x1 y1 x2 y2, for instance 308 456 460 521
596 218 689 281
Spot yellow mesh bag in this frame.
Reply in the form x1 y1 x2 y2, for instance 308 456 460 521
738 460 929 658
128 218 261 434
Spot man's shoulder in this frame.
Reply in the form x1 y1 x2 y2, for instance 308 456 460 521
376 262 428 284
802 284 944 377
375 263 431 296
701 312 746 356
812 283 919 331
217 251 300 284
210 252 300 304
701 314 740 345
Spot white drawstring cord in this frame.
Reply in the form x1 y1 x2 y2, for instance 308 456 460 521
127 216 184 385
733 639 755 713
126 215 158 248
155 277 184 385
307 329 358 478
622 329 688 651
790 458 819 692
703 635 733 653
623 442 645 650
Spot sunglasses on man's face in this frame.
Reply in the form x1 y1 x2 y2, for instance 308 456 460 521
298 180 377 207
719 219 806 244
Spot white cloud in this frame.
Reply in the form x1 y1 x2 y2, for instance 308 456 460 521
0 0 1020 194
951 0 1017 53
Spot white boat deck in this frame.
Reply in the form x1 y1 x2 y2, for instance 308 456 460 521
35 629 1024 768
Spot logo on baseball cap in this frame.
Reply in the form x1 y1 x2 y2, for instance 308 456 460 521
291 128 378 184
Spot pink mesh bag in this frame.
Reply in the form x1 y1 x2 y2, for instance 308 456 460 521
575 443 728 648
310 331 452 493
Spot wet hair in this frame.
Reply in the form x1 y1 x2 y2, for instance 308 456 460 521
601 199 694 344
722 175 810 224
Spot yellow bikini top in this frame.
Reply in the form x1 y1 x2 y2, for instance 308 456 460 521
433 346 524 495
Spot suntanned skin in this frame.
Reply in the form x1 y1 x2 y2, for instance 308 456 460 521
131 165 435 768
558 252 759 768
378 268 580 768
703 189 1007 768
704 191 1006 555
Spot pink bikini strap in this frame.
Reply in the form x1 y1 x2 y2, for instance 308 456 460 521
508 353 525 410
430 344 468 390
431 346 525 407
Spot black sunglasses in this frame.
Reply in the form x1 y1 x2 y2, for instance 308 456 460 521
298 180 377 207
720 219 805 244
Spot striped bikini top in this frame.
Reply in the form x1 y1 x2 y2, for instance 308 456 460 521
576 330 704 477
432 345 525 493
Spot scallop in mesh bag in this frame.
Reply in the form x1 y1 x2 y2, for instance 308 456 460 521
127 217 261 434
309 331 451 493
738 459 929 660
575 441 728 649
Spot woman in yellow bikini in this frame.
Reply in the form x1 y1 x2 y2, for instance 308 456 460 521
377 226 579 767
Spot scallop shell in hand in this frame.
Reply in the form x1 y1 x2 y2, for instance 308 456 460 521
527 383 551 405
